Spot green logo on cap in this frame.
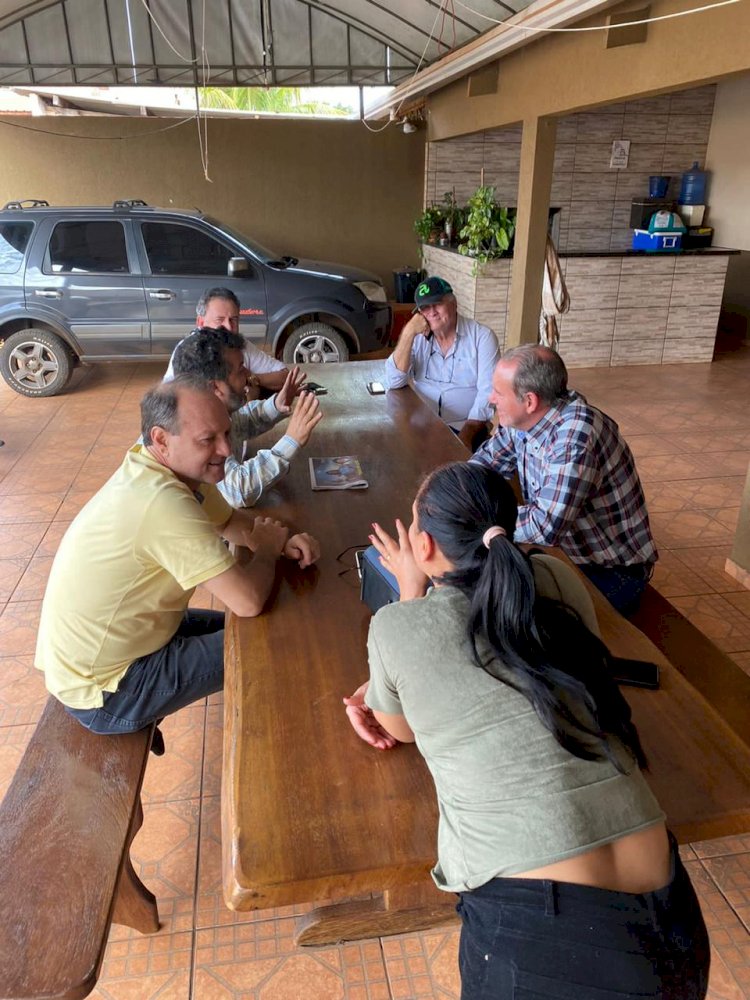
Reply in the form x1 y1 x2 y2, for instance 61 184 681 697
417 282 430 296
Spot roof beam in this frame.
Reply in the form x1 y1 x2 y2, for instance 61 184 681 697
365 0 622 118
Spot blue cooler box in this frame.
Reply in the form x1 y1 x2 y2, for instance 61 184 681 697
632 229 683 252
633 209 685 253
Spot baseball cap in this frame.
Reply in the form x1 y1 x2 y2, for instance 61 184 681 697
413 276 453 312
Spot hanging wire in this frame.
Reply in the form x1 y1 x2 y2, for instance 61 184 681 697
362 0 450 133
0 115 198 140
363 0 738 130
137 0 195 62
454 0 741 31
194 0 212 181
124 0 139 83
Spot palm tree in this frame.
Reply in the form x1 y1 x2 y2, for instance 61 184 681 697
199 87 349 116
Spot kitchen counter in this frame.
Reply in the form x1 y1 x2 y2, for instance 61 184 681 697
423 244 738 259
562 247 739 258
422 244 733 367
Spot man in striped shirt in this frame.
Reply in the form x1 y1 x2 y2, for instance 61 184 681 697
471 345 657 614
172 328 321 507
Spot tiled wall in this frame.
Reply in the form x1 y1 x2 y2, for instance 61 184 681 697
422 244 730 366
424 85 716 254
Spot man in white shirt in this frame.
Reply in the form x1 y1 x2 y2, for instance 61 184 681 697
165 287 289 393
384 277 499 449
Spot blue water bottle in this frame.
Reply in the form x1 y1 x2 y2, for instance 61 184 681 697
679 162 707 205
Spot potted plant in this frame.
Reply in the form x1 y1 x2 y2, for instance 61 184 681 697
458 185 515 263
414 204 446 245
440 190 462 245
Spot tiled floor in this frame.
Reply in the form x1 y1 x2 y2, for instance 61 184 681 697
1 346 750 999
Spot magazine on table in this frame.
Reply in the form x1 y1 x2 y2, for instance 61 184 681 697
309 456 368 490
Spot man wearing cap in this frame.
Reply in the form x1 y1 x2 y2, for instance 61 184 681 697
384 277 499 449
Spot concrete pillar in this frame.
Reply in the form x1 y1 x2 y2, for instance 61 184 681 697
505 115 557 348
726 460 750 590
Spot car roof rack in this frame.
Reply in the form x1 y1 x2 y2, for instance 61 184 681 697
113 199 149 210
3 199 50 210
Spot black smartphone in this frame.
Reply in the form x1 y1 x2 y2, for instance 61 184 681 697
610 657 660 690
303 382 327 395
367 381 386 395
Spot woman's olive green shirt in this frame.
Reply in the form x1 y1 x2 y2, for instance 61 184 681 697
365 554 664 893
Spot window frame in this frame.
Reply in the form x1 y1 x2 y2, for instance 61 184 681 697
0 220 35 275
138 220 246 279
43 219 131 276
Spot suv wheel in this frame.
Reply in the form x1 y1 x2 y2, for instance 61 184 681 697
282 323 349 364
0 329 74 398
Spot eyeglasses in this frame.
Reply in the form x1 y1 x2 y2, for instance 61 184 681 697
424 345 456 384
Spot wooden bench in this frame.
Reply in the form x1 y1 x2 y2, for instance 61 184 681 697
632 583 750 752
0 697 160 1000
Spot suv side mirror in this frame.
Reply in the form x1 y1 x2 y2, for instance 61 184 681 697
228 257 250 277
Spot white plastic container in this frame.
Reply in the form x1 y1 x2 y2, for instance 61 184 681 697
679 204 705 226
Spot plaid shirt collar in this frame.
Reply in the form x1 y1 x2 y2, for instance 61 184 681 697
520 390 582 443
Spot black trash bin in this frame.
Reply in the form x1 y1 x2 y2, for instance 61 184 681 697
393 267 421 304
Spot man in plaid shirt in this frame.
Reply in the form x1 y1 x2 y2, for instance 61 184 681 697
471 345 657 614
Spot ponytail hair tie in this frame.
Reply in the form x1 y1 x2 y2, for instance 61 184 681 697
482 526 507 549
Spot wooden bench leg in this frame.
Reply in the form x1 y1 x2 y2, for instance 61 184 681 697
294 882 458 946
111 797 160 934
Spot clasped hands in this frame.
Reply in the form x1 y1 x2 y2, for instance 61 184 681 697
244 516 320 568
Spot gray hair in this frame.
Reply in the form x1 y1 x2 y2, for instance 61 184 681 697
140 374 214 445
196 286 240 317
502 345 568 405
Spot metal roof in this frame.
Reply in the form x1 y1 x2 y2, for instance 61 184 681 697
0 0 535 89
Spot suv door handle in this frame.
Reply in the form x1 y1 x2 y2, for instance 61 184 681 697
35 289 63 299
149 289 176 300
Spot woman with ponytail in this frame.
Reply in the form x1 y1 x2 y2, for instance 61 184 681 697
344 462 708 1000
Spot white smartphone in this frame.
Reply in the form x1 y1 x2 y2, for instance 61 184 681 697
367 381 386 395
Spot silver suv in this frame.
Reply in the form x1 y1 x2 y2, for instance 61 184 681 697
0 199 391 397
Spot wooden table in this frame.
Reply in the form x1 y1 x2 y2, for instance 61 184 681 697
222 360 750 947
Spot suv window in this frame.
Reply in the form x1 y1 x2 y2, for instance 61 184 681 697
142 222 233 276
47 221 129 274
0 221 33 273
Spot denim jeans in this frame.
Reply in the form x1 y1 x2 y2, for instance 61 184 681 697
66 608 225 734
578 562 652 616
456 835 709 1000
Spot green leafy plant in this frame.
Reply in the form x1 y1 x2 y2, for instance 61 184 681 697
200 87 348 116
440 190 460 243
458 185 515 263
414 204 447 244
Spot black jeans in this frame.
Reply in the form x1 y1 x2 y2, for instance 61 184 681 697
456 835 709 1000
66 608 225 734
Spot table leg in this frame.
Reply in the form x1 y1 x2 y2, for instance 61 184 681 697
295 881 459 946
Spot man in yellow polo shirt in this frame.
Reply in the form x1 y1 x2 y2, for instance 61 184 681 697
34 375 319 736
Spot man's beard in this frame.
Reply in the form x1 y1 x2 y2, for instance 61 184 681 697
227 389 247 412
